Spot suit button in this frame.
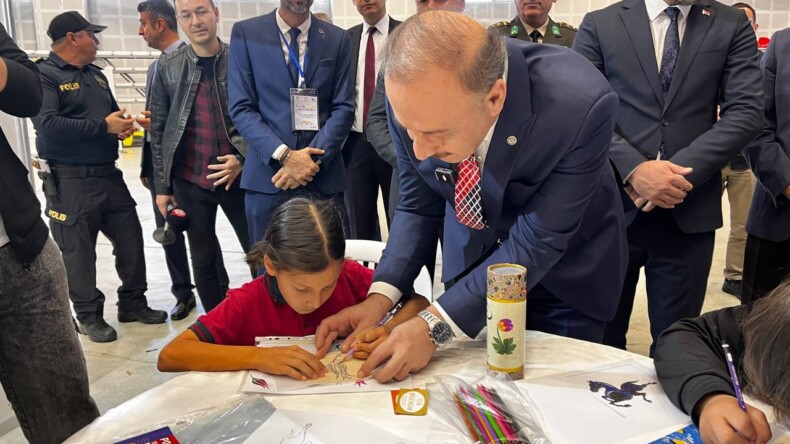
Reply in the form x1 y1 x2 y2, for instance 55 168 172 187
662 120 670 126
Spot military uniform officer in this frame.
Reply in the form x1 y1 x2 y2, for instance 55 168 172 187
490 0 576 48
31 11 167 343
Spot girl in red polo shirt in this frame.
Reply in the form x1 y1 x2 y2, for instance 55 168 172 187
157 198 428 381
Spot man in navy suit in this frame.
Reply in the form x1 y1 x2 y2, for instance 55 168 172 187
228 0 355 243
742 28 790 304
573 0 763 353
316 11 628 381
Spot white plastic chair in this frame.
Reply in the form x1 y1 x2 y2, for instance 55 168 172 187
345 239 434 302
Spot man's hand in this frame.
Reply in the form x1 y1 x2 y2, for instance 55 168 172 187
697 394 772 444
117 127 135 141
156 194 178 218
135 110 151 131
272 169 301 190
207 154 242 190
282 148 323 184
357 316 435 382
140 176 149 189
783 184 790 200
314 294 392 358
106 109 134 134
256 346 327 381
629 160 694 208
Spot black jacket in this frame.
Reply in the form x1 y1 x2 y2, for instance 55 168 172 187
654 305 748 424
150 40 248 195
0 23 47 265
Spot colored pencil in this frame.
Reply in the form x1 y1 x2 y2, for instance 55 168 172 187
453 392 484 442
478 385 519 442
470 387 507 443
487 387 531 444
461 386 497 443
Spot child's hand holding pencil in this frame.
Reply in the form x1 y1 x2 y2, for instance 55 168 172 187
343 326 392 361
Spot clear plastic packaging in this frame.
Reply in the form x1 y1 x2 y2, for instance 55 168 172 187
108 394 275 444
429 374 550 444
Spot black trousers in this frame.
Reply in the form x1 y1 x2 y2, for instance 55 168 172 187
741 233 790 304
172 178 250 312
603 209 715 356
47 168 148 323
343 131 392 241
146 173 195 304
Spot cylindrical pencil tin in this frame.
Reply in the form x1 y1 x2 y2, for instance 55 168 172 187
486 263 527 380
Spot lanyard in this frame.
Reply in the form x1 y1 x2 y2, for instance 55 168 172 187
278 27 307 87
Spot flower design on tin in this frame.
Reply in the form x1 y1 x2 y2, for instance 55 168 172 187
498 318 514 332
492 318 517 355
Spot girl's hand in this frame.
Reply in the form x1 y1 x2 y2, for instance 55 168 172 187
351 326 391 360
257 346 327 381
697 394 772 444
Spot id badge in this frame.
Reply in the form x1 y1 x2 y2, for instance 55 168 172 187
290 88 320 131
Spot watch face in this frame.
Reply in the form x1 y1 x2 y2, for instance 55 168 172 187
432 322 453 345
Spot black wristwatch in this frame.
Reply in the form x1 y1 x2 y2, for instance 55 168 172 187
417 309 454 347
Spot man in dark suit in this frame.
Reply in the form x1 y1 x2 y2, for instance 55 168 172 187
489 0 576 47
573 0 763 354
742 28 790 304
342 0 400 241
228 0 355 244
316 11 628 381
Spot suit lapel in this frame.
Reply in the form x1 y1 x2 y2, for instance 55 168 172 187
263 12 294 87
304 17 326 87
348 25 362 88
663 3 715 112
480 47 536 231
620 0 663 106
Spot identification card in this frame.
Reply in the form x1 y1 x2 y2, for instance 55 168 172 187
290 88 320 131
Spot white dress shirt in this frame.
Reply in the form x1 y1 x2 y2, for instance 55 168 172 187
0 215 9 248
352 15 391 133
369 62 508 340
272 10 312 161
644 0 691 68
521 19 550 43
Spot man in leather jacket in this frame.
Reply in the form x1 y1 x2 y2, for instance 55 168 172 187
150 0 251 312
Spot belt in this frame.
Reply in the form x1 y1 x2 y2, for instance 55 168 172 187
51 163 116 178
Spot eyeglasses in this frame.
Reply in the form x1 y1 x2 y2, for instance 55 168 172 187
177 8 212 22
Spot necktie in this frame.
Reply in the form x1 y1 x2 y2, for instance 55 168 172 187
658 7 680 159
288 27 302 87
529 30 541 43
455 155 486 230
363 27 377 125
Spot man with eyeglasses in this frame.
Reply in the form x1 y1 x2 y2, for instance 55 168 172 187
150 0 252 313
31 11 168 343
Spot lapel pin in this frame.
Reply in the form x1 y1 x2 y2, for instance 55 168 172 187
507 136 518 146
702 9 711 16
319 28 325 38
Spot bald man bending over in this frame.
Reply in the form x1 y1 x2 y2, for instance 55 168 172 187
316 11 628 382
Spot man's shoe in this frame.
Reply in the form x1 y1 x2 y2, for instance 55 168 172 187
118 306 168 324
170 295 197 321
722 279 742 300
78 319 118 343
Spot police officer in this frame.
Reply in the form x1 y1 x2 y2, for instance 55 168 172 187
31 11 167 343
490 0 576 48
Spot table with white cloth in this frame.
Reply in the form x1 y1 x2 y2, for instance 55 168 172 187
67 331 696 444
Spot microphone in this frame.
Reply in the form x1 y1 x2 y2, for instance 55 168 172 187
153 204 191 245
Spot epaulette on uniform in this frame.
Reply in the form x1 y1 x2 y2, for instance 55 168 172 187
557 22 578 32
489 20 512 30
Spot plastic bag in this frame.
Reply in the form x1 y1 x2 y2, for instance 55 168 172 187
109 394 275 444
428 373 550 444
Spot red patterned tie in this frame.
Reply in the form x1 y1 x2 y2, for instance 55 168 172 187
455 155 486 230
362 27 377 125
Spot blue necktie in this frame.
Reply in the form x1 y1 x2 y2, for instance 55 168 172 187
288 27 301 87
658 7 680 159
